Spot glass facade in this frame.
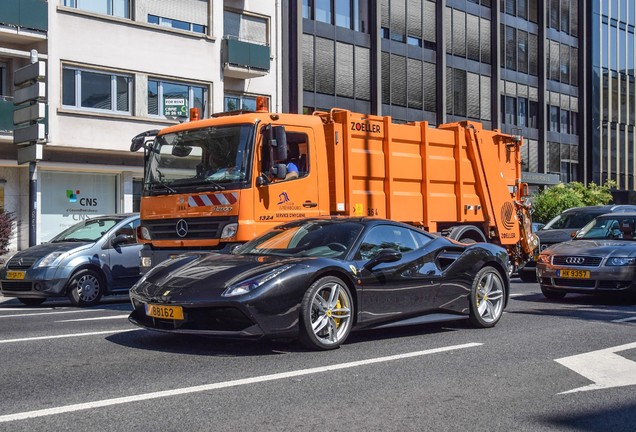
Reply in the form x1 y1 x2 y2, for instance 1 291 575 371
592 1 636 191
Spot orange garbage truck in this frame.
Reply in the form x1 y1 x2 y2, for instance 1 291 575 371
131 100 538 273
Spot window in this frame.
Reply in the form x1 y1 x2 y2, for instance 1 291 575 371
62 67 132 114
224 10 268 45
549 105 559 131
148 15 206 34
315 0 332 24
335 0 351 28
63 0 129 18
224 94 260 111
148 79 206 118
355 225 431 260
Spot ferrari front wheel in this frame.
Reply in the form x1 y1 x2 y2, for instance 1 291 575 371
299 276 353 350
469 266 505 328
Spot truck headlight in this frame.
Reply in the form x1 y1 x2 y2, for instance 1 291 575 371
140 226 151 240
221 223 238 239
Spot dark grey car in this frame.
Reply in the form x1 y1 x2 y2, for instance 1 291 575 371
0 214 141 307
518 204 636 282
536 212 636 299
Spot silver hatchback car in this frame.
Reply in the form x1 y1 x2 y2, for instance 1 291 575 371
0 213 141 307
536 212 636 299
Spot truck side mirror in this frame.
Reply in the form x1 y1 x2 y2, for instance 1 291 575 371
271 163 287 180
130 130 159 152
273 126 287 161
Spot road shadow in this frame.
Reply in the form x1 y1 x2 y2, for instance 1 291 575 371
537 401 636 432
106 318 465 357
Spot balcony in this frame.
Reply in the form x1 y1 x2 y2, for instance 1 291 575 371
223 38 270 79
0 0 48 45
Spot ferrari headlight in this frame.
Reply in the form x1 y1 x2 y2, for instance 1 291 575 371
607 257 636 266
222 264 294 297
35 251 66 268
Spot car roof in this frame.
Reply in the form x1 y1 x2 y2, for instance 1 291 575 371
595 212 636 218
562 204 636 214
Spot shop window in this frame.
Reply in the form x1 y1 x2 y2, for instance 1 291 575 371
62 67 132 114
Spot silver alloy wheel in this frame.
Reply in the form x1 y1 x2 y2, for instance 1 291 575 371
76 273 101 303
309 281 352 346
475 270 505 324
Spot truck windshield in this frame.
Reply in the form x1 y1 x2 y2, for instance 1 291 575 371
144 124 255 194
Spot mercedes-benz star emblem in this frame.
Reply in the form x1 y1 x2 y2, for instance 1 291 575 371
565 257 585 265
176 219 188 238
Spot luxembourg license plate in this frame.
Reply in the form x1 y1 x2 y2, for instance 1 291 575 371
557 269 590 279
145 304 184 320
6 271 25 280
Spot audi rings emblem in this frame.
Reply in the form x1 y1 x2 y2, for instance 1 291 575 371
176 219 189 238
565 257 585 265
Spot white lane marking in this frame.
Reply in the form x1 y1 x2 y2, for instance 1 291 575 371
0 329 141 344
612 316 636 323
0 309 95 318
55 315 130 323
556 342 636 394
509 293 525 298
0 342 482 423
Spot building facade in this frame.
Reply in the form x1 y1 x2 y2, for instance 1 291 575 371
0 0 279 252
286 0 587 194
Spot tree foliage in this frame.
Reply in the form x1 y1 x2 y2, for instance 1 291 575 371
0 208 15 256
531 181 616 223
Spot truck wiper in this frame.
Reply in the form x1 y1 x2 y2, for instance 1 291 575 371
190 178 225 190
149 180 176 194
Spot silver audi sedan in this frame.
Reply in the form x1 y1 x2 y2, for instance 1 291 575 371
536 212 636 299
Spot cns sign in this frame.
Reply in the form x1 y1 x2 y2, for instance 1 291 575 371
164 97 189 117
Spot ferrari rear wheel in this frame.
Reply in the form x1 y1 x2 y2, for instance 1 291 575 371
469 266 505 328
299 276 353 350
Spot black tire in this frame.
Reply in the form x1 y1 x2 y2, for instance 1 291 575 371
298 276 354 350
17 298 46 306
67 269 104 307
540 284 567 299
518 270 537 283
468 266 506 328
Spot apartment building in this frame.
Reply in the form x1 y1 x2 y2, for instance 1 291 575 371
0 0 280 251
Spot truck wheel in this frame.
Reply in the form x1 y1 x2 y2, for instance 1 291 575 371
540 285 566 299
299 276 353 350
469 266 505 328
67 269 104 307
18 298 46 306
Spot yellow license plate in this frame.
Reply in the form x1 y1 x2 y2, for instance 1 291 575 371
558 269 590 279
6 271 25 280
145 304 184 320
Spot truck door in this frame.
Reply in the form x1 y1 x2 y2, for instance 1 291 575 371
255 129 320 226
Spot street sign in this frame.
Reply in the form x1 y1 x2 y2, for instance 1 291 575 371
14 81 46 105
17 143 43 165
13 102 46 125
14 124 45 144
14 61 46 86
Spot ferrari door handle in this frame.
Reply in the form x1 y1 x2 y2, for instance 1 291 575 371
303 201 318 208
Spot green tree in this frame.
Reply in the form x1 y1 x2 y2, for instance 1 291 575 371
0 208 15 257
531 181 615 223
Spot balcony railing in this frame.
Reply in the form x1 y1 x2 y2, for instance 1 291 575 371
223 38 270 79
1 0 48 32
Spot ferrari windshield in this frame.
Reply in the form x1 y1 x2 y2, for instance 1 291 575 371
144 124 255 194
234 221 364 258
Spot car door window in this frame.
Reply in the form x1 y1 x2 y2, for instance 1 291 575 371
355 225 431 260
113 219 140 246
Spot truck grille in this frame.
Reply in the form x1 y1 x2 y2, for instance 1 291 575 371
143 216 237 241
